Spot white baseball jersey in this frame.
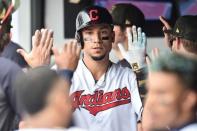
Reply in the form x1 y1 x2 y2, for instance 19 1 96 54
70 59 143 131
180 123 197 131
17 127 87 131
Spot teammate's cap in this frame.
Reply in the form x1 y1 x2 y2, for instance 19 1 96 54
164 15 197 42
0 0 20 23
111 3 145 28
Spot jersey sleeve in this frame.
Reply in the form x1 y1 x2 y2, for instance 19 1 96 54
128 71 143 122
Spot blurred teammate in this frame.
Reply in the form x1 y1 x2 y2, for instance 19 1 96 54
160 15 197 58
0 0 25 130
14 67 86 131
0 2 59 129
143 15 197 131
144 53 197 131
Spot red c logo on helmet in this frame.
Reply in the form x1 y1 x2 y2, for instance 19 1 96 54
89 9 99 21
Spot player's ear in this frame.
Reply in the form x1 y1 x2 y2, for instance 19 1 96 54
182 91 196 112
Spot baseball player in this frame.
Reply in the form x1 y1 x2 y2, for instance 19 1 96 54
110 3 147 102
70 5 143 131
143 15 197 131
0 0 27 68
110 3 145 65
144 53 197 131
14 67 86 131
160 15 197 58
0 0 19 52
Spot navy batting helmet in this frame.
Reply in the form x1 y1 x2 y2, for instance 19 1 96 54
75 5 113 48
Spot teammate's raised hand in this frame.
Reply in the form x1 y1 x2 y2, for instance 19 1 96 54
146 48 160 72
52 40 81 71
159 16 173 48
17 29 53 68
118 25 147 71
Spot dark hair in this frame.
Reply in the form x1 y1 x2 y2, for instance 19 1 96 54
0 17 12 52
14 67 59 116
111 3 145 31
150 53 197 92
180 38 197 55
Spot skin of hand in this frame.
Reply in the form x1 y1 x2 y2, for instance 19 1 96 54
52 40 81 71
118 25 147 70
159 16 173 48
146 48 160 72
17 29 53 68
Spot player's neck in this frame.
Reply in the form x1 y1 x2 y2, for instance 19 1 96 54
170 111 196 129
83 55 111 80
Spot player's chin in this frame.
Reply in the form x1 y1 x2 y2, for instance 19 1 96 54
91 54 106 61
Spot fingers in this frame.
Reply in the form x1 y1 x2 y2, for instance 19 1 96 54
17 49 28 59
54 40 81 70
151 48 160 60
47 38 53 55
71 40 77 54
32 30 41 48
44 30 53 50
40 29 53 49
126 27 133 50
52 47 60 57
146 56 151 72
159 16 171 30
76 44 81 56
73 40 81 56
162 26 167 32
19 121 26 129
39 29 48 47
146 48 160 73
65 41 73 55
154 48 160 58
32 29 53 51
132 26 137 43
142 32 146 48
64 43 68 53
118 43 127 57
65 40 81 56
137 27 142 44
127 25 146 49
72 41 81 57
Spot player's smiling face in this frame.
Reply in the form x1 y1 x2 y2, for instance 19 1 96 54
82 24 114 61
145 72 188 129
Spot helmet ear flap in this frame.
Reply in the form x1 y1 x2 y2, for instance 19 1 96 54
75 32 80 43
75 31 84 49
